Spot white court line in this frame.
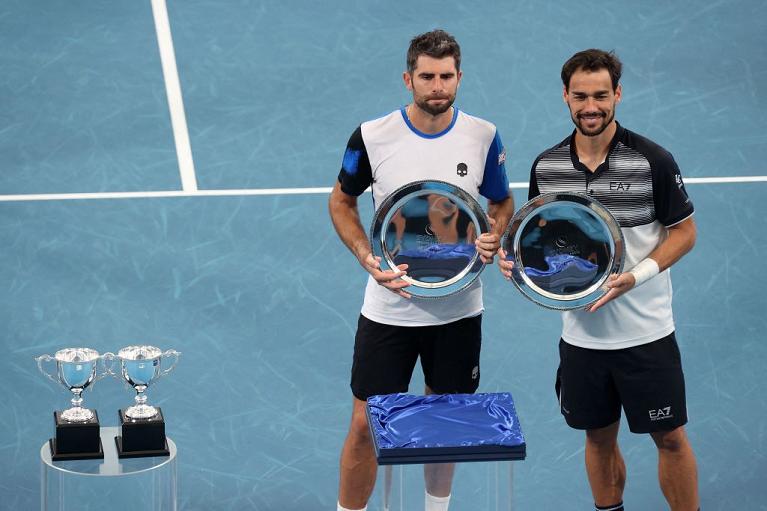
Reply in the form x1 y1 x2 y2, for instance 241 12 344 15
0 177 764 203
683 176 767 184
151 0 198 192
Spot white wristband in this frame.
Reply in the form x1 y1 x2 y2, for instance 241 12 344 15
629 258 660 287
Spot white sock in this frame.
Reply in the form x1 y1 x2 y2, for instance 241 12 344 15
337 503 366 511
425 491 451 511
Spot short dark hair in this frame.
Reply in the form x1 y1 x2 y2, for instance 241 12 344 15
406 29 461 74
561 49 622 91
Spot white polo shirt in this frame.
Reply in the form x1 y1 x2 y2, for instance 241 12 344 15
338 107 510 326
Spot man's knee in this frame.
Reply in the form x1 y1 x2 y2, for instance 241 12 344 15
586 421 620 450
347 406 372 444
651 426 689 453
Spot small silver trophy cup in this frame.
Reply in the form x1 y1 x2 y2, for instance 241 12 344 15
36 347 108 459
111 345 180 420
36 348 107 422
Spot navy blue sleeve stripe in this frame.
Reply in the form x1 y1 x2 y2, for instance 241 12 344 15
478 131 510 202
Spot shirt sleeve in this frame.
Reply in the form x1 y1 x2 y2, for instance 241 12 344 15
337 126 372 196
527 157 541 200
478 130 510 202
651 151 694 226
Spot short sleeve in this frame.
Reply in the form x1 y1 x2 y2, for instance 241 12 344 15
527 157 542 200
478 131 510 202
651 152 694 226
337 126 372 196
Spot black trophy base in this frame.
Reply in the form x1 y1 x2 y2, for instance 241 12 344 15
49 410 104 461
114 435 170 458
49 438 104 461
115 407 170 458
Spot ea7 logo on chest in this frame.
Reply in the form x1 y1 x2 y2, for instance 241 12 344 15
649 406 673 421
609 181 632 191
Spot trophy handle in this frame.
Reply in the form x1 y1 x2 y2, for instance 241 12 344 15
35 354 59 385
99 352 116 381
159 349 180 378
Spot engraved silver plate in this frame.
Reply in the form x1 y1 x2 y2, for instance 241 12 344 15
370 180 491 298
502 192 624 310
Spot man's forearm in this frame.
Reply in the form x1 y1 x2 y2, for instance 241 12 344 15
487 195 516 237
646 216 696 272
329 186 371 264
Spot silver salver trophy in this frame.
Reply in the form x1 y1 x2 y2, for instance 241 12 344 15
36 348 110 460
370 180 491 298
502 192 624 310
108 345 180 458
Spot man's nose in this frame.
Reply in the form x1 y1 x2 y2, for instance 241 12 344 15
583 96 599 109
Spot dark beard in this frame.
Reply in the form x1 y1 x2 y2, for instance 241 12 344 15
573 110 614 137
415 95 455 116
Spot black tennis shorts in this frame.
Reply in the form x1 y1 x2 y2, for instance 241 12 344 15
350 314 482 401
555 333 688 433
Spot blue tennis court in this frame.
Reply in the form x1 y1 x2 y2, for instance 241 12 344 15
1 1 765 509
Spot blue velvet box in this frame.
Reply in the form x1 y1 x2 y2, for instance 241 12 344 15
366 393 526 465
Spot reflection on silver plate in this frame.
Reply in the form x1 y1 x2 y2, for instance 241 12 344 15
370 180 490 298
502 192 624 310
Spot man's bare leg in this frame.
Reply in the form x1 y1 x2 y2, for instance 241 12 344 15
585 421 626 507
423 385 455 505
424 462 456 497
650 426 699 511
339 397 377 509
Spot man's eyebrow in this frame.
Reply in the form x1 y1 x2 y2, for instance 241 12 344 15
571 90 610 95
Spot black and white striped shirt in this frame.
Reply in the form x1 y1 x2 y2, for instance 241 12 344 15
530 123 694 349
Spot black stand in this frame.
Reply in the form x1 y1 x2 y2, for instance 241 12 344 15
115 407 170 458
49 410 104 461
